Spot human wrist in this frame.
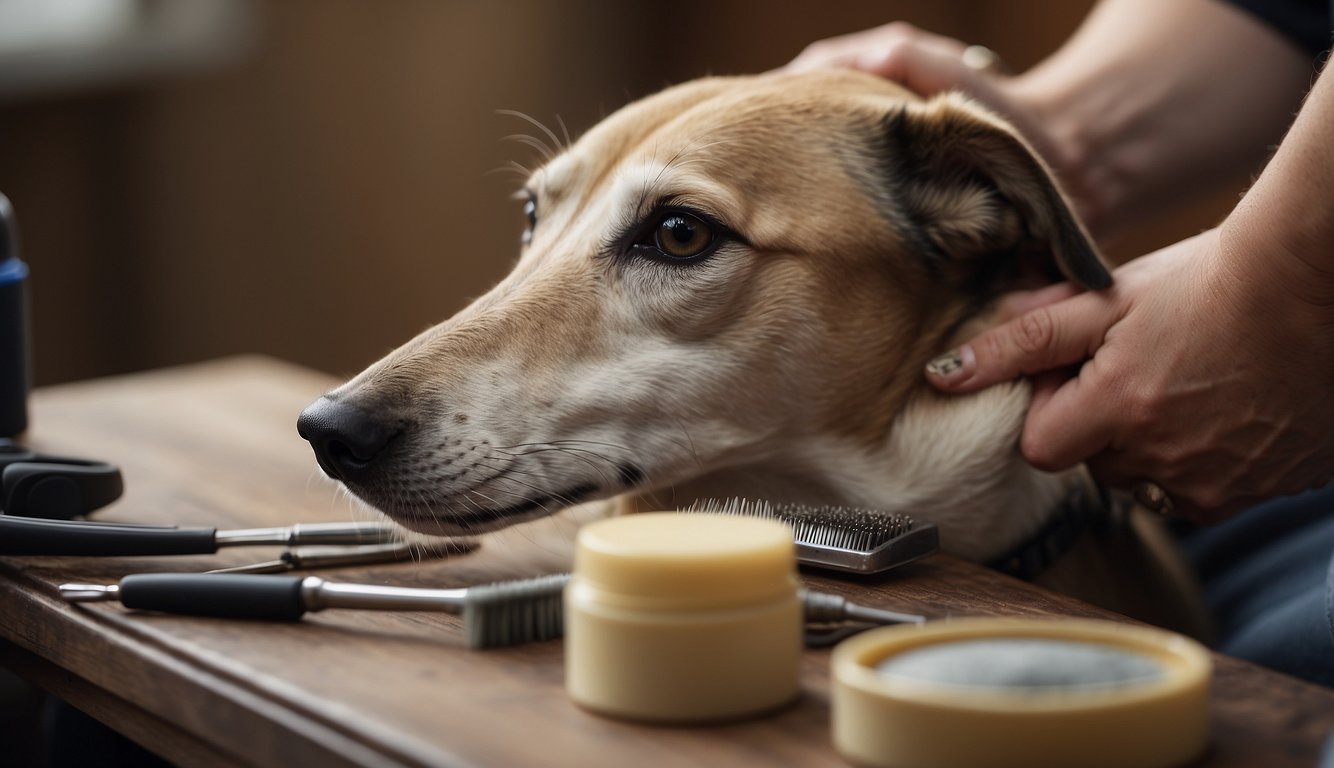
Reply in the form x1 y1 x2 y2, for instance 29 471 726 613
1002 73 1119 239
1220 206 1334 314
1221 68 1334 309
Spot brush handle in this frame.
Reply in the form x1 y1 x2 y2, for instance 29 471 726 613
120 573 308 620
0 516 219 556
116 574 476 618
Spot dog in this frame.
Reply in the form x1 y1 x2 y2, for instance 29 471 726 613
297 69 1207 635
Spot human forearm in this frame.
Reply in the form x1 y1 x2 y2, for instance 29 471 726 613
1224 60 1334 291
1008 0 1312 237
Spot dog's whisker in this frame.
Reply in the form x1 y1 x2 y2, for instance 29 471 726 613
555 113 572 149
492 444 621 495
651 136 738 189
546 438 635 453
474 459 545 482
670 416 705 474
532 447 620 487
470 462 587 508
485 164 533 180
494 444 612 464
497 439 632 462
465 487 508 511
485 472 558 502
501 133 557 162
496 109 562 160
476 470 581 509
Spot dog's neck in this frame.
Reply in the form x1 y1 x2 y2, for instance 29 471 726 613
630 380 1079 563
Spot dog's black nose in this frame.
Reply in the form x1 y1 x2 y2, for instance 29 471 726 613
296 396 397 481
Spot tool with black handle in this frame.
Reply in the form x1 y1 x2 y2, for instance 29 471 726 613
61 572 571 649
0 516 398 556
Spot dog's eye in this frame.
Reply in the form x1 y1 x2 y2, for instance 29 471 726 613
523 197 537 228
520 194 537 245
653 213 714 259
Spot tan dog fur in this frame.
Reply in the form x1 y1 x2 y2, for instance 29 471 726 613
314 70 1206 635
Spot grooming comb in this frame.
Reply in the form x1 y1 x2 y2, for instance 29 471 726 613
686 498 940 575
60 572 570 650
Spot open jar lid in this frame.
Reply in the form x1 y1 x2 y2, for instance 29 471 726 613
832 618 1212 768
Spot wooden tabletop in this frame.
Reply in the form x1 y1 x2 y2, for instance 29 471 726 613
1 356 1330 767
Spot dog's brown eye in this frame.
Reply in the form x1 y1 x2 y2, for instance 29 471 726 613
654 213 713 259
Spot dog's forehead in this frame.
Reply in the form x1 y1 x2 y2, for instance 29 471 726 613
542 71 916 199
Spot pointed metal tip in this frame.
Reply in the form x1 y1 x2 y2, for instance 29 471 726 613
58 583 120 603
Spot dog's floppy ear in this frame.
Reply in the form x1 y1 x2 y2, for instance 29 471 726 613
881 93 1110 290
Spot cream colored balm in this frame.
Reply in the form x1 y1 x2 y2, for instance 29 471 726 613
565 512 803 722
832 619 1212 768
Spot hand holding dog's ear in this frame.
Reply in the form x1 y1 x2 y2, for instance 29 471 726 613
880 94 1109 291
927 228 1334 524
787 22 1092 229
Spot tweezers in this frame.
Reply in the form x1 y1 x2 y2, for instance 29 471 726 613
207 540 478 574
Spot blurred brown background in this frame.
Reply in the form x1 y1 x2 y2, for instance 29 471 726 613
0 0 1235 387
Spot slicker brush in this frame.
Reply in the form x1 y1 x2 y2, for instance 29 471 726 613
685 498 940 574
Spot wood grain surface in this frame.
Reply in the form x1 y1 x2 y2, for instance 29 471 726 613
1 356 1330 767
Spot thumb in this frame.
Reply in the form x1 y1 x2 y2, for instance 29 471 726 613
924 292 1118 393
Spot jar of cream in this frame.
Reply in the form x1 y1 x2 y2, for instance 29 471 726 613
831 618 1212 768
565 512 803 723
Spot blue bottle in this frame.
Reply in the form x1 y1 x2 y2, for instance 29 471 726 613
0 192 29 437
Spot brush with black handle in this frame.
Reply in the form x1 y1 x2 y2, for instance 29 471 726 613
60 572 569 649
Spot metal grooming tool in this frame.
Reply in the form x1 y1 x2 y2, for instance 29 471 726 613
60 572 571 649
0 516 401 556
205 541 467 574
801 589 925 647
686 498 940 575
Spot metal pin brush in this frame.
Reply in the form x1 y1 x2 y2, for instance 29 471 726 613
60 572 570 649
685 498 940 575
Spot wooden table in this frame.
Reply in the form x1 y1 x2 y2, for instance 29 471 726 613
1 356 1330 767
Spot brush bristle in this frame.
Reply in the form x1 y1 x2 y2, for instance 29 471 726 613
463 573 571 649
686 498 917 553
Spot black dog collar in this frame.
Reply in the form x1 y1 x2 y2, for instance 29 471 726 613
987 471 1114 581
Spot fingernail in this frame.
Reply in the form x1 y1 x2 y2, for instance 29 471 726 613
925 345 974 382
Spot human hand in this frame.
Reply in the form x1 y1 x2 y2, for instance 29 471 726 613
786 23 1090 223
924 228 1334 524
787 22 1003 100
